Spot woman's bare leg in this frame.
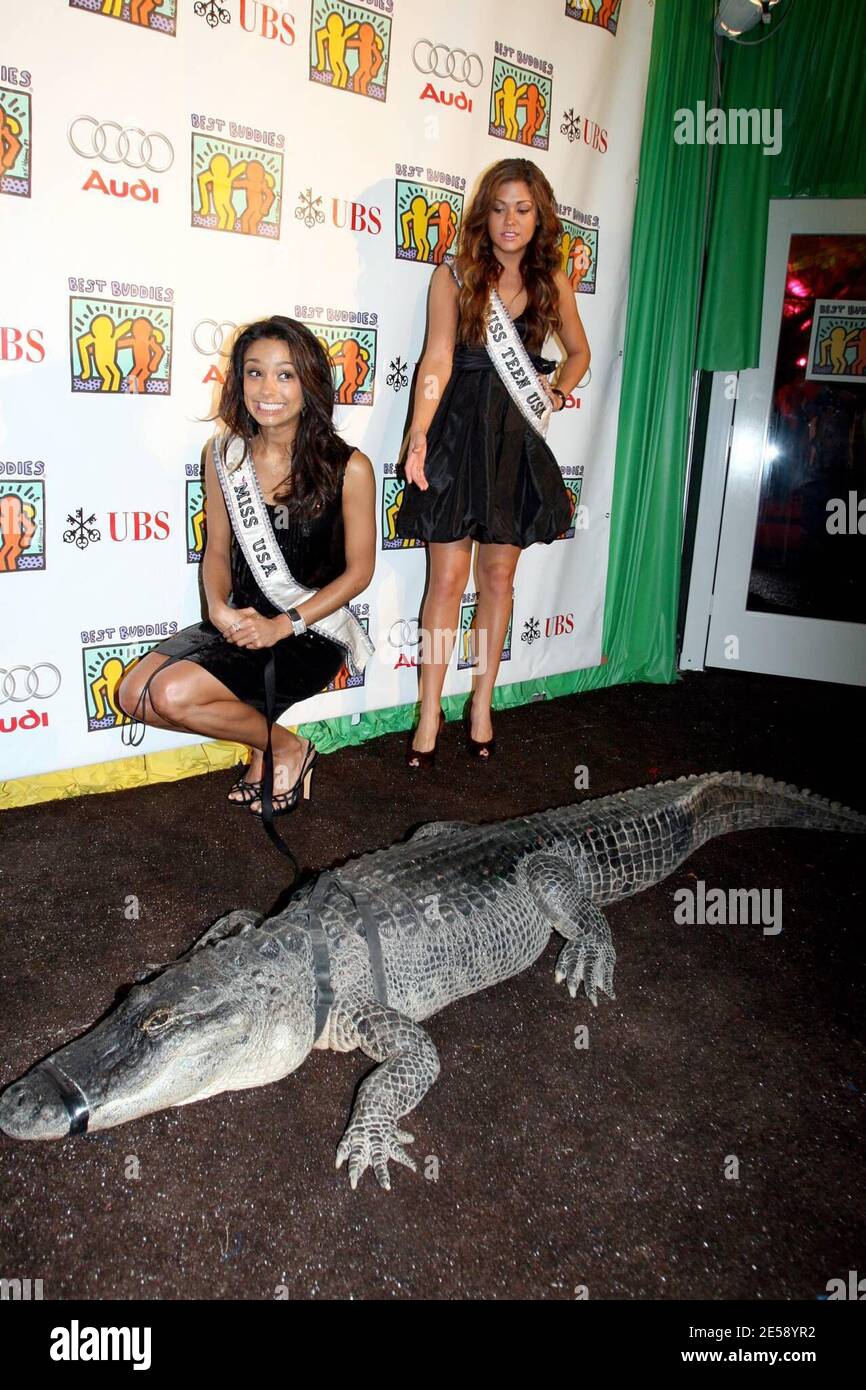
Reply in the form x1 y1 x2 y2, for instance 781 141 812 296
469 542 522 741
410 538 473 755
117 659 305 795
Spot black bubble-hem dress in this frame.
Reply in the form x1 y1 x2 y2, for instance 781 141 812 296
148 479 348 718
395 311 572 547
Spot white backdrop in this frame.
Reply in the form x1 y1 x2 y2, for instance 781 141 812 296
0 0 653 783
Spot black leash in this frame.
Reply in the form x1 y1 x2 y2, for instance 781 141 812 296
260 650 301 882
120 651 190 749
120 640 302 882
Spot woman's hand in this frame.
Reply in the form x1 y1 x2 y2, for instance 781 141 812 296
221 607 287 649
404 430 428 489
541 376 566 411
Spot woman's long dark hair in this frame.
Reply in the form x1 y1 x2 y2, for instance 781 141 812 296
454 158 562 353
217 316 352 515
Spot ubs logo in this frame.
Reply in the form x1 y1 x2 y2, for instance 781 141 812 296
240 0 295 45
0 327 44 363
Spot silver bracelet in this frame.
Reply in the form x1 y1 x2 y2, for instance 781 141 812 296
286 606 307 637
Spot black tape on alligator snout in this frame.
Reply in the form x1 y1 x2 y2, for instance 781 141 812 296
305 871 388 1042
37 1059 90 1136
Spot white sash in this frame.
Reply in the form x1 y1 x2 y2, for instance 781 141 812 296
213 431 375 673
450 263 553 438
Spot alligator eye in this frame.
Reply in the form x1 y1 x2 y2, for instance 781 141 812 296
141 1007 172 1033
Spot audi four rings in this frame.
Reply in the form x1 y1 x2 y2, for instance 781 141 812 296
68 117 174 173
1 665 62 703
388 619 420 647
191 320 238 356
412 40 484 88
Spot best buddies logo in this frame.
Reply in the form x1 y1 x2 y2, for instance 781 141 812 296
325 605 370 690
191 114 284 238
458 592 512 670
308 0 392 102
68 278 173 394
186 474 205 563
565 0 622 36
556 207 599 294
81 627 177 732
488 42 553 150
395 165 464 265
293 304 377 405
380 462 423 550
0 462 45 573
0 62 31 199
69 0 178 36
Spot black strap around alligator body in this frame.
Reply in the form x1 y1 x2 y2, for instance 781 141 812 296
304 870 389 1042
37 1058 90 1136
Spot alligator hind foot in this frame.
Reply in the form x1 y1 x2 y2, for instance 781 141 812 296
554 922 616 1007
522 852 616 1007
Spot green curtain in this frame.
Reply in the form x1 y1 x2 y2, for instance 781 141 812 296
302 0 866 756
698 0 866 369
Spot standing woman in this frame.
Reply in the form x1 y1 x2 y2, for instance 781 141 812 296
117 316 376 844
396 158 590 766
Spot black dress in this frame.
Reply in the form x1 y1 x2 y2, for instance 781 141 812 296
395 310 572 547
148 472 348 718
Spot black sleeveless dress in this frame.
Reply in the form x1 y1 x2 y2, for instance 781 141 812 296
148 471 348 718
395 310 572 547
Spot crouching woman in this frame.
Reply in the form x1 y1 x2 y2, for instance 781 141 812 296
117 315 376 836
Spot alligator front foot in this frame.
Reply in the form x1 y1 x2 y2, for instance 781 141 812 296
336 1113 416 1191
333 999 440 1191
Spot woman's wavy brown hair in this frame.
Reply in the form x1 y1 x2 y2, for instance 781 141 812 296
216 316 352 516
453 158 562 353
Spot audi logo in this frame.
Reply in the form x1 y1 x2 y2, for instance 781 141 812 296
68 117 174 173
412 40 483 88
388 618 420 648
192 319 238 357
1 664 62 703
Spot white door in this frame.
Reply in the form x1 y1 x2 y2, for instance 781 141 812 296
702 199 866 686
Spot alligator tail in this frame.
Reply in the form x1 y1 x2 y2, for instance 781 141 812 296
683 771 866 848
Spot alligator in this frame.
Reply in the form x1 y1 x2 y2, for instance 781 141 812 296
1 772 863 1188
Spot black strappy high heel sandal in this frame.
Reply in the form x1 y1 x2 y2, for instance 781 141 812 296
249 738 318 818
227 773 263 807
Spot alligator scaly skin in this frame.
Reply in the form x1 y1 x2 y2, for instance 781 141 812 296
1 772 862 1189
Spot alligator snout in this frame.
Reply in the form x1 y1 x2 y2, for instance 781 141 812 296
0 1070 78 1141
